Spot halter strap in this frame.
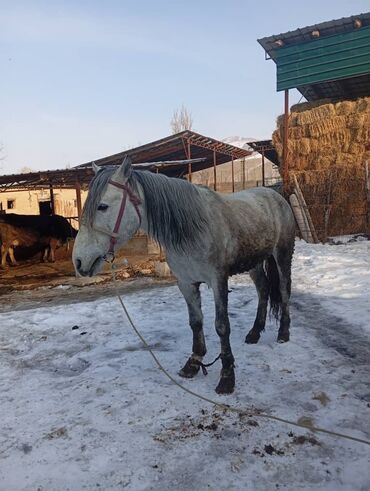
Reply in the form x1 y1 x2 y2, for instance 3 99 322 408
93 179 142 261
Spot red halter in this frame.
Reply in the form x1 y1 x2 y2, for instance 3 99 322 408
97 179 142 261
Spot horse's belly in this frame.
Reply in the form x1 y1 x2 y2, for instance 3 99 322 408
228 250 270 276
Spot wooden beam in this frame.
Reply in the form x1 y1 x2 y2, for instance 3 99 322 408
293 174 319 243
75 181 82 222
49 182 55 215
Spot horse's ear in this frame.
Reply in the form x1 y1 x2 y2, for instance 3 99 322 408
92 162 100 174
113 155 132 182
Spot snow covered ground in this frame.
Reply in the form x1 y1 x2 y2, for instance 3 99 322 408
0 239 369 490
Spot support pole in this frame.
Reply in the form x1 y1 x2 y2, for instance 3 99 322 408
231 155 235 193
282 89 289 194
213 150 217 191
242 158 246 189
75 181 82 222
187 142 192 182
49 182 55 215
262 149 266 187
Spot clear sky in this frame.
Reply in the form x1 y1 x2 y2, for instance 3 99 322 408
1 0 368 174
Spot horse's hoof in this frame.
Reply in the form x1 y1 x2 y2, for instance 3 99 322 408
215 368 235 394
245 331 260 344
178 358 200 378
277 332 290 343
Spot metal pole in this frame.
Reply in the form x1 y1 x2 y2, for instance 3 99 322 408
187 142 192 182
75 181 82 222
283 89 289 194
49 182 55 215
213 150 217 191
231 155 235 193
262 149 265 187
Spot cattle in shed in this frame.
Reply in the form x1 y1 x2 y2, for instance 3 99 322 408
0 214 77 268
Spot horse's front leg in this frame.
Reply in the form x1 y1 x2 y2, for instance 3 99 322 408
178 281 206 379
213 277 235 394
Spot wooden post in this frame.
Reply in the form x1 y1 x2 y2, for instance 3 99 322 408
231 155 235 193
49 182 55 215
75 181 82 222
262 149 266 187
282 89 289 194
242 158 246 189
213 150 217 191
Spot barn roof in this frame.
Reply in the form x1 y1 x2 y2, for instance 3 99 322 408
75 130 251 175
258 12 370 101
248 140 279 167
0 131 251 192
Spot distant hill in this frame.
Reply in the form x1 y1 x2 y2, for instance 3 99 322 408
222 136 258 156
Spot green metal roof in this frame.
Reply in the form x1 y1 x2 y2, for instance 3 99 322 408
258 12 370 101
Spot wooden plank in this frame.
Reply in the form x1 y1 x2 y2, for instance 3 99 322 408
293 174 319 243
289 193 313 243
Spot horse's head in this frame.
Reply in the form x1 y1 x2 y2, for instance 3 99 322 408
73 157 143 277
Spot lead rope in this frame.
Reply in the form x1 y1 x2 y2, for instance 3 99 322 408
109 262 370 447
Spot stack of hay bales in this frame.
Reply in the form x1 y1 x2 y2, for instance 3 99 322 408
273 96 370 239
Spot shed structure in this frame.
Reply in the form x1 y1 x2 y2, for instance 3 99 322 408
258 12 370 239
258 12 370 191
0 131 251 223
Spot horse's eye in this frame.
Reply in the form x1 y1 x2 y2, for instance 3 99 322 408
97 203 108 211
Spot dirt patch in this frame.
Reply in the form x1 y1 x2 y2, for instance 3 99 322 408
153 408 260 444
0 251 176 312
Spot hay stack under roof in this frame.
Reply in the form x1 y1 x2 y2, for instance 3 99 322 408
273 97 370 239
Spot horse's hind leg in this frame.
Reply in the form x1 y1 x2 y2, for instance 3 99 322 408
8 246 18 266
245 263 268 344
1 245 8 268
274 245 293 343
178 281 206 379
213 277 235 394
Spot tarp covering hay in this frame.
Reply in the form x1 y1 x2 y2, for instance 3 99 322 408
273 97 370 239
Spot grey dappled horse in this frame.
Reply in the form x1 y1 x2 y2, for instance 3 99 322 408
73 158 295 394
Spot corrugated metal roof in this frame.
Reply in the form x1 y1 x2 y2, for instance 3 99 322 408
258 12 370 57
258 12 370 101
0 131 251 191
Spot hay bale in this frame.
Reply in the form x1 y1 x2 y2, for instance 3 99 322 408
356 97 370 113
274 96 370 238
295 103 336 126
306 116 347 138
290 99 332 113
346 114 365 129
348 142 366 156
289 126 304 139
335 100 356 115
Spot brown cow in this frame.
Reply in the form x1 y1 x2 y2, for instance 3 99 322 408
0 223 61 268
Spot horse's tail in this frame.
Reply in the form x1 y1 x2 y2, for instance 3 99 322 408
265 256 282 321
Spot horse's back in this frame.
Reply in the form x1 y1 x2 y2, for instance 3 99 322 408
223 187 294 230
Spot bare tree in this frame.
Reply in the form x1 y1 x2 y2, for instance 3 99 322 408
170 104 193 134
20 166 33 173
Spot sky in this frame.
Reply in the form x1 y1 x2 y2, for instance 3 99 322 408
0 0 369 174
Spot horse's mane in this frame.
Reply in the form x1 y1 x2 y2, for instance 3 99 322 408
83 167 209 252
